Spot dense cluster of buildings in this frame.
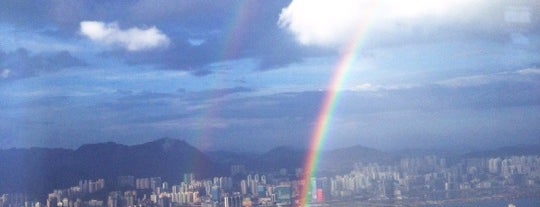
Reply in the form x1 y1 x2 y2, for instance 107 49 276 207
327 155 540 201
0 155 539 207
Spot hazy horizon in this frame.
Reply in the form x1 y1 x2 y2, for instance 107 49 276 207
1 136 539 155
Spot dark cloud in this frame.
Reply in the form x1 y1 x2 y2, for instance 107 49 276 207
0 0 126 32
253 30 308 70
127 0 234 29
115 38 217 73
114 28 313 75
0 48 86 80
0 0 50 27
2 0 309 75
107 0 314 75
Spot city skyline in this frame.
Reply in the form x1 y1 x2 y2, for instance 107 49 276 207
1 0 539 152
2 144 539 207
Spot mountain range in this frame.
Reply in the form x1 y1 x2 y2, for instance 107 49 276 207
0 138 538 198
0 138 221 197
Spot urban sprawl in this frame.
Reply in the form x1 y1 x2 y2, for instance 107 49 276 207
1 155 540 207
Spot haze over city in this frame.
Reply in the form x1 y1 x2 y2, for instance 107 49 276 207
1 0 539 152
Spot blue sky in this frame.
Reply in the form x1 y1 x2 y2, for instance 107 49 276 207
1 0 539 152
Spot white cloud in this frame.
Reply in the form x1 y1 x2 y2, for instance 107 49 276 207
437 75 494 88
517 68 540 75
278 0 478 48
188 38 205 46
1 69 11 79
438 68 540 88
79 21 170 51
278 0 369 47
350 83 416 92
352 83 380 91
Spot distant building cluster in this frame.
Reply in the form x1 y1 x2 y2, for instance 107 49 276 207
79 180 106 194
327 155 540 201
0 155 539 207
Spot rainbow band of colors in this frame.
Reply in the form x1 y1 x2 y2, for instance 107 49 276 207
298 12 377 207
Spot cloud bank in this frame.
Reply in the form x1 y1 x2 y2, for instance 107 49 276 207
80 21 170 51
278 0 495 47
278 0 370 47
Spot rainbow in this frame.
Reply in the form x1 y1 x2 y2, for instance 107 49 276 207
298 12 377 207
221 0 255 60
193 0 254 150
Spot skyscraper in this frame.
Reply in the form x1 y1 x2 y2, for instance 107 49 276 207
273 185 292 205
210 185 220 202
240 180 248 195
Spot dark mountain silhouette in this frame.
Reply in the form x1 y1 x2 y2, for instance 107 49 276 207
3 138 534 199
0 138 224 197
71 138 223 181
